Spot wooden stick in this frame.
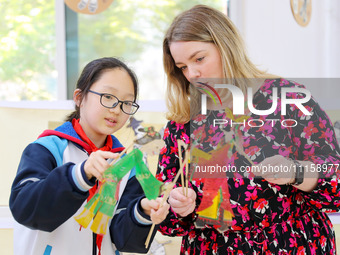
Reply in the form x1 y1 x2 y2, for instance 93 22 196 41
109 142 134 166
144 224 155 249
145 166 184 248
177 140 185 195
185 149 189 197
177 140 189 196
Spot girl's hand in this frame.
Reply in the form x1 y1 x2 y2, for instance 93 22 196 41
141 197 170 224
84 150 120 181
168 187 196 217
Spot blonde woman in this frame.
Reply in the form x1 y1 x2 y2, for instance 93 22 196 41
157 5 340 254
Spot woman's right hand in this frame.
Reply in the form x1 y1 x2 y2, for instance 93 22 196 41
168 187 197 217
84 150 120 181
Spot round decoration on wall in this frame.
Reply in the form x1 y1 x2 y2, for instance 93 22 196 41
290 0 312 27
64 0 114 15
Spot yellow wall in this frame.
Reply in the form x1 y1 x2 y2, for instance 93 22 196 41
0 107 71 206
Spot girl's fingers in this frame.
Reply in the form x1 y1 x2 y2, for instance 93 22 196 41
93 158 109 172
150 203 170 224
84 151 122 180
95 150 120 160
147 200 159 210
158 202 170 214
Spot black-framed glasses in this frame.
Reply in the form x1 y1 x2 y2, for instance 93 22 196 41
89 90 139 115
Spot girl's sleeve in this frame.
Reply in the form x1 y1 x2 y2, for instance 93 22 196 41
289 94 340 212
9 143 90 231
110 175 156 253
156 121 202 237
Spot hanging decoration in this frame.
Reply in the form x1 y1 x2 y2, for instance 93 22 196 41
190 118 255 231
191 142 234 231
64 0 114 15
290 0 312 27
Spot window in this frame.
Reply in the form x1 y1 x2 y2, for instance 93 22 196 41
68 0 225 101
0 0 225 102
0 0 57 101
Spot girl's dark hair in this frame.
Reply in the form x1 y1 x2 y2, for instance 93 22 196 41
65 57 138 122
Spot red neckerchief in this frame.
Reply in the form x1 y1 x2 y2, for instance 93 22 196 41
72 118 113 153
72 118 112 254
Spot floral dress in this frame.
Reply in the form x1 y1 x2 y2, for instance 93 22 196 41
156 79 340 254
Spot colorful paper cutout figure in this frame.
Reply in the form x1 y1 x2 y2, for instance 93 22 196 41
74 148 163 235
190 118 253 231
192 143 234 230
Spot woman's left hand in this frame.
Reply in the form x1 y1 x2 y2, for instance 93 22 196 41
168 187 197 217
256 155 295 185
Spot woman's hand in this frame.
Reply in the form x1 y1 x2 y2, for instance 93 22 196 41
84 150 120 181
256 155 295 185
141 197 170 224
168 187 197 217
256 155 318 192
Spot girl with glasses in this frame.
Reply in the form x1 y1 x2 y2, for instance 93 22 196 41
10 57 169 255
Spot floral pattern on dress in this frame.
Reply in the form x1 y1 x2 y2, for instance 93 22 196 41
157 79 340 254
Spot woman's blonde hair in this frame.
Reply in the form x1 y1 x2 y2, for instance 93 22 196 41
163 5 267 124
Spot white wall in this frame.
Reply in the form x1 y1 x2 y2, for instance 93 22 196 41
228 0 340 111
229 0 340 78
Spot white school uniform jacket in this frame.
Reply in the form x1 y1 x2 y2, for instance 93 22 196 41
10 121 156 255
